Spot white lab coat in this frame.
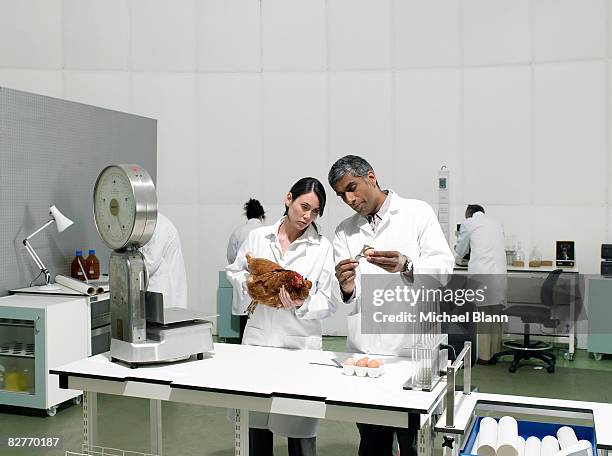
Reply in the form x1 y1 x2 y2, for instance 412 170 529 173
227 218 263 315
332 191 455 356
226 218 263 265
139 213 188 309
454 211 507 306
225 217 338 438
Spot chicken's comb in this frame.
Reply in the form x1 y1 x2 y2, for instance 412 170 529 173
292 271 304 288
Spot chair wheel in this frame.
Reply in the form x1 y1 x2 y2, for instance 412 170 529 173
509 365 517 373
547 365 555 373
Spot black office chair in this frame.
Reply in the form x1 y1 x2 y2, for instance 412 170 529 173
490 269 562 373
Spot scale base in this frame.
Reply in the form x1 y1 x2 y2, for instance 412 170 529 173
110 320 214 368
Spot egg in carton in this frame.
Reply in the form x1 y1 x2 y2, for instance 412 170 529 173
342 356 385 378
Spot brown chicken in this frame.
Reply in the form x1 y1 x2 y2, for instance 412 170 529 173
245 253 312 314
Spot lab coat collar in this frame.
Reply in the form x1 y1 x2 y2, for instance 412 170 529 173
358 190 400 236
246 218 263 226
265 216 321 246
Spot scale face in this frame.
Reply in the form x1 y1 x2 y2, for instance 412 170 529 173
93 164 157 250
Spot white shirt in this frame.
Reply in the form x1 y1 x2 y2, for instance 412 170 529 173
455 212 507 275
454 212 507 307
226 218 263 264
139 213 188 309
332 191 455 355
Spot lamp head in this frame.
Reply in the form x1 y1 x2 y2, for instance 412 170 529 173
49 205 74 232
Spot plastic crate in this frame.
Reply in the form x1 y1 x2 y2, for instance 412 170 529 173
461 416 596 456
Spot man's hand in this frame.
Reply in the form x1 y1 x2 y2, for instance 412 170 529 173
366 250 408 273
279 286 304 309
335 258 358 298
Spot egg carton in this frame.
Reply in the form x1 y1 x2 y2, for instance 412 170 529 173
342 357 385 378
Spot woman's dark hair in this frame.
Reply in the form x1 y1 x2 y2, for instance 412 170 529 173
284 177 327 217
244 199 265 219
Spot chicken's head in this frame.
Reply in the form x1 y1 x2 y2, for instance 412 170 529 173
290 272 305 288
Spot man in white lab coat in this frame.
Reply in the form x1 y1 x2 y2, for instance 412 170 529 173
329 155 454 456
455 204 507 363
139 212 188 309
227 198 266 340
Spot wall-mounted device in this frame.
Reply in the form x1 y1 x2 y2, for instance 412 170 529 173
438 166 450 242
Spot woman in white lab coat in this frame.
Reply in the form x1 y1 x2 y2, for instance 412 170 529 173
226 177 337 456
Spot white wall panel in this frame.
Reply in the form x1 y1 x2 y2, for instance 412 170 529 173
132 73 198 204
63 0 129 70
197 0 261 72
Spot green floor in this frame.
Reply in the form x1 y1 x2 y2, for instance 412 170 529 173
1 337 611 456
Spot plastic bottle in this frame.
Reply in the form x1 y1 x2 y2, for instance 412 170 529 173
85 249 100 280
71 250 86 281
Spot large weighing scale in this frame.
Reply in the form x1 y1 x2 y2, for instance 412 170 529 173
93 164 213 368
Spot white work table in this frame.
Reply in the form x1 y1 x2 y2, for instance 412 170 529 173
51 343 447 455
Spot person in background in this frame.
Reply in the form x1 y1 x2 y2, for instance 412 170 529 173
227 199 266 264
455 204 507 364
329 155 454 456
226 177 338 456
139 212 188 309
227 198 266 340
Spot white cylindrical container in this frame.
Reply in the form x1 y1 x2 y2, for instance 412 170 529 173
516 436 526 456
541 435 559 456
556 440 592 456
577 440 593 456
477 417 498 456
497 416 519 456
557 427 579 449
525 436 541 456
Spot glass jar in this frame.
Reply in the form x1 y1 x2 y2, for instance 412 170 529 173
512 243 525 267
529 247 542 268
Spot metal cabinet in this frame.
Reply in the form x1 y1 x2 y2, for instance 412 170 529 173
217 271 240 339
587 277 612 361
0 294 88 415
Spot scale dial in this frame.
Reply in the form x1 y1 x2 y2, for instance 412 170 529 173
93 164 157 250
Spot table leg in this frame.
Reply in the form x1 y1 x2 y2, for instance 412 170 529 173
569 275 576 360
234 409 249 456
150 399 163 455
82 391 98 450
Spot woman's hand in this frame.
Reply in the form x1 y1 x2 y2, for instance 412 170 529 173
279 286 304 309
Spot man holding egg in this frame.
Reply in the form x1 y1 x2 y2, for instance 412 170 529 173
328 155 454 456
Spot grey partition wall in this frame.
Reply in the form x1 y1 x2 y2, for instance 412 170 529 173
0 87 157 296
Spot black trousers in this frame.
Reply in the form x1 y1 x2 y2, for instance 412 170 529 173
239 315 249 343
249 428 317 456
356 423 418 456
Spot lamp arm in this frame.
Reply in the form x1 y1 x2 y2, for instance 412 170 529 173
24 219 55 241
22 219 56 286
23 240 52 285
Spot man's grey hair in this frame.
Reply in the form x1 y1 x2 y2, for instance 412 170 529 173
328 155 375 187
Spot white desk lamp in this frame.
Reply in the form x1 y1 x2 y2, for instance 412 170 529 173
22 205 74 290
